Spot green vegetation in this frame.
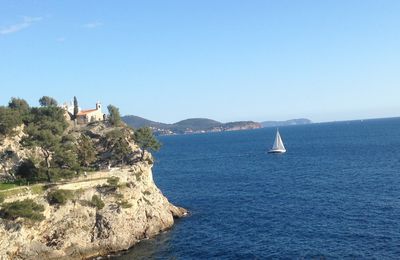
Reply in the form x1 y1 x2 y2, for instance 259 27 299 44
14 159 40 181
0 183 18 191
73 96 79 120
0 96 160 189
0 193 4 203
107 176 120 187
47 189 74 205
107 104 122 126
8 97 30 111
121 115 221 133
39 96 58 107
117 200 132 208
22 105 71 182
105 129 131 164
90 195 105 210
77 134 97 167
0 199 45 221
133 127 161 160
0 106 23 138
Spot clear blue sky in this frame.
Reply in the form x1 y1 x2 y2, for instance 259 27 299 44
1 1 399 123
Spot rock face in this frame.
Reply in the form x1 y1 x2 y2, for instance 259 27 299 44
0 164 187 259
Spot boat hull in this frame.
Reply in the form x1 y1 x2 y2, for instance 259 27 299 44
268 149 286 154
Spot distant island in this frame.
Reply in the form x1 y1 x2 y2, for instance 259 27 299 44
122 115 312 135
122 116 262 135
260 118 312 128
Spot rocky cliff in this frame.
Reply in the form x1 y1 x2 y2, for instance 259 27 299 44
0 163 187 259
0 120 187 259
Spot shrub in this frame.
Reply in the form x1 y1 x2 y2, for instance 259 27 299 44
107 177 120 187
90 195 104 210
114 193 124 199
15 159 39 181
47 189 74 205
117 200 132 209
48 168 76 181
0 193 4 203
143 190 151 196
0 199 45 221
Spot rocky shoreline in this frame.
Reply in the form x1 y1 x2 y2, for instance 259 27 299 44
0 164 187 260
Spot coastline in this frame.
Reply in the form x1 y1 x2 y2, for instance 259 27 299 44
0 163 187 260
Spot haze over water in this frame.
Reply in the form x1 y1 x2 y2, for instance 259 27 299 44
114 118 400 259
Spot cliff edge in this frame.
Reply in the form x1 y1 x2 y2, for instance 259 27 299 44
0 106 187 259
0 163 187 259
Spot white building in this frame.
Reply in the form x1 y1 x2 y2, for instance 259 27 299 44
76 102 104 124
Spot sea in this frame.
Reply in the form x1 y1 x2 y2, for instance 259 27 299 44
114 118 400 259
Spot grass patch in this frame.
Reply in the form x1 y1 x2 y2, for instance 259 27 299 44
0 199 45 222
0 184 47 198
31 185 46 195
0 193 4 203
89 195 105 210
0 183 18 191
47 189 74 205
0 187 25 198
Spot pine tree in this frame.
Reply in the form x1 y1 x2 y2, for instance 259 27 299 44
73 96 79 120
77 134 97 167
133 127 161 161
107 105 122 126
39 96 58 107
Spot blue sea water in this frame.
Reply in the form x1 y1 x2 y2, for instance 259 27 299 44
115 118 400 259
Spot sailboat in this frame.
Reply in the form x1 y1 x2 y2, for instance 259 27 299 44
268 129 286 153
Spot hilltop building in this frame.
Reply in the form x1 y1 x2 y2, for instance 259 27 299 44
76 102 105 124
60 101 81 116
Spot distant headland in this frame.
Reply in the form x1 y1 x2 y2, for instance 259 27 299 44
122 115 312 135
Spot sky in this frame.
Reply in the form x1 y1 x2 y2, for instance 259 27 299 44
1 1 400 123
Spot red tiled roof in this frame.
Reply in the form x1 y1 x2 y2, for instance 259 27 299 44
77 109 97 116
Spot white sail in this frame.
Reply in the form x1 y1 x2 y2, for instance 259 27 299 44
269 130 286 153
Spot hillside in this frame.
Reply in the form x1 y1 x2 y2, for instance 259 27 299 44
122 115 261 135
122 115 169 129
170 118 221 132
261 118 312 128
0 97 186 259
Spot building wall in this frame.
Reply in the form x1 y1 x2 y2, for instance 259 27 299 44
87 109 104 122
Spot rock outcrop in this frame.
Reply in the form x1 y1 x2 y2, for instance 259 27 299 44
0 121 187 259
0 163 187 259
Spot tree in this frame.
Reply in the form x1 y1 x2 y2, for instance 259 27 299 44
77 134 97 167
8 97 29 111
133 127 161 161
0 106 23 138
107 105 122 126
52 135 79 171
22 107 68 182
15 159 39 181
73 96 79 120
8 97 32 123
39 96 58 107
105 129 131 165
